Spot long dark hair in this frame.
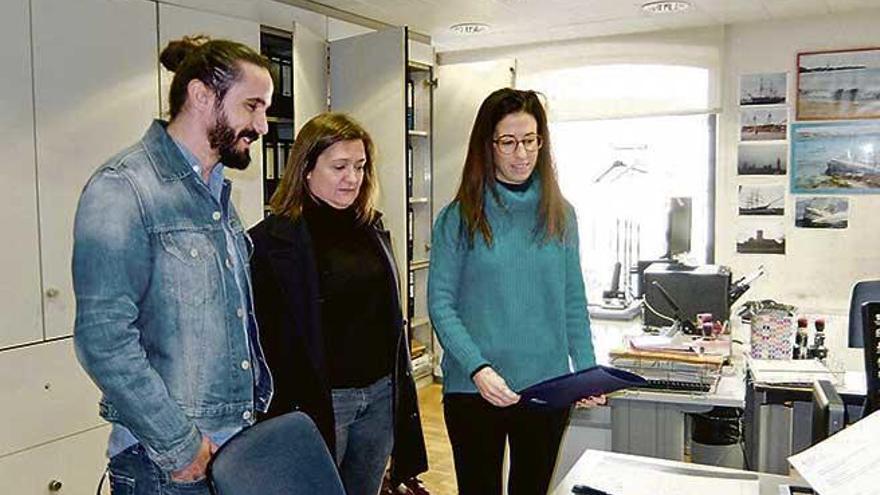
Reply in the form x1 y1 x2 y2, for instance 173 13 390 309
269 113 378 225
159 35 272 119
456 88 567 246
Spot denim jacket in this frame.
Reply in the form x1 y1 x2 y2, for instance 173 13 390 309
72 120 272 472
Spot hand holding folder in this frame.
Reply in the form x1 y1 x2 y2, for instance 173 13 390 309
518 365 647 409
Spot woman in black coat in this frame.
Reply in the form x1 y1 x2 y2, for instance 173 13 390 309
249 112 427 495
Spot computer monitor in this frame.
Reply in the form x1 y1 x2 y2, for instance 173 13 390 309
811 380 845 445
666 197 692 258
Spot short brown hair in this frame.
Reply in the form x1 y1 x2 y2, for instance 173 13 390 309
270 113 378 224
159 35 272 119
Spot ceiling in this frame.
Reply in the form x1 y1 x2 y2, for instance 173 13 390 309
306 0 880 51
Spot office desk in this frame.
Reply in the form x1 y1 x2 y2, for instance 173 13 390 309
551 449 795 495
744 368 866 474
588 319 746 461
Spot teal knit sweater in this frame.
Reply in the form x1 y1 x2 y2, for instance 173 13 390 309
427 178 596 394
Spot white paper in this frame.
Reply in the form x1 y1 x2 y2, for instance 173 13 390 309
577 456 758 495
749 358 833 385
788 410 880 495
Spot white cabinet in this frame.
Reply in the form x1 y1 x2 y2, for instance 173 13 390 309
0 424 110 495
330 27 409 285
0 339 103 458
0 0 42 349
433 59 516 216
292 21 329 134
158 3 264 228
32 0 160 340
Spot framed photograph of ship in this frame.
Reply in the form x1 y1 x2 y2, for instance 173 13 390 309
740 72 787 106
736 221 786 255
795 197 849 229
740 107 787 141
790 120 880 194
738 184 785 215
738 143 787 175
797 47 880 120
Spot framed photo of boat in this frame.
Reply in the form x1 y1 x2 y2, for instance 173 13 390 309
740 72 787 106
797 47 880 120
790 120 880 194
740 107 787 141
738 184 785 216
795 197 849 229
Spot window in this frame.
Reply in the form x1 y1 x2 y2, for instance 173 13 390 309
529 64 715 303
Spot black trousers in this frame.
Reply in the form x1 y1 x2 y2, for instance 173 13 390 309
443 393 570 495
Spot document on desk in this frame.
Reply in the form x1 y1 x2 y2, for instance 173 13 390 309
748 358 833 385
574 454 759 495
788 410 880 495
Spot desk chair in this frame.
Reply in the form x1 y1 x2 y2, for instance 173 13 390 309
861 301 880 416
208 411 345 495
847 280 880 348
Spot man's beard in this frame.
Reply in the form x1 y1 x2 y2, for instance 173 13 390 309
208 110 260 170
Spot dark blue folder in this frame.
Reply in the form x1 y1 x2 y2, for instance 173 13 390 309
518 365 647 409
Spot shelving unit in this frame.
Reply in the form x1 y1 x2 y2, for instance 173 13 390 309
406 60 436 382
260 28 294 213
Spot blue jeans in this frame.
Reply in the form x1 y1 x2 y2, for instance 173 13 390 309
107 443 210 495
332 375 394 495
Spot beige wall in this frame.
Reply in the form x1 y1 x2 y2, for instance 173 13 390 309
718 10 880 315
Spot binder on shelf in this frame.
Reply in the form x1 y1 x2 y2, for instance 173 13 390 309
264 143 275 180
281 61 292 97
406 79 415 130
518 365 647 409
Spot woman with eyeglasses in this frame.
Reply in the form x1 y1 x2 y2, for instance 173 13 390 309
428 88 604 494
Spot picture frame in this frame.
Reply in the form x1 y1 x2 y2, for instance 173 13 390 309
790 120 880 194
738 142 787 175
795 197 849 229
738 184 785 216
740 72 787 106
797 47 880 120
740 107 788 142
736 221 786 255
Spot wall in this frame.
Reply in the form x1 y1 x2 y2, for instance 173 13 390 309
718 10 880 315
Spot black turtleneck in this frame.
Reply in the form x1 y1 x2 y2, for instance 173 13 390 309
302 196 396 388
497 174 534 193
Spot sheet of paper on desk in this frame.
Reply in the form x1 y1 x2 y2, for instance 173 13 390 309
579 457 759 495
788 410 880 495
748 358 833 385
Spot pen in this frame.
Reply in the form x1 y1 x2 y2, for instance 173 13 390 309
572 484 611 495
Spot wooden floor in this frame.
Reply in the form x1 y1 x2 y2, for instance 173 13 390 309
416 383 458 494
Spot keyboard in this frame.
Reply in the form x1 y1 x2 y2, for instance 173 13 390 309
637 380 712 393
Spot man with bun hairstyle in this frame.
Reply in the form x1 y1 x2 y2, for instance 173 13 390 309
72 36 275 493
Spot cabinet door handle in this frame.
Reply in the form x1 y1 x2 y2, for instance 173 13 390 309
45 288 60 299
48 479 63 491
424 243 431 252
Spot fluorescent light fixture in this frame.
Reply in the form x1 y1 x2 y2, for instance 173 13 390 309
449 22 490 35
641 1 692 14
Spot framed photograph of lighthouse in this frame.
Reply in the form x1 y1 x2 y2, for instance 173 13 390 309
797 47 880 121
790 120 880 194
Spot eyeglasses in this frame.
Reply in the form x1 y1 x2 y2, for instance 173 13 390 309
492 134 543 155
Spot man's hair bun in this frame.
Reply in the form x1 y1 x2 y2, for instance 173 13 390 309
159 35 209 72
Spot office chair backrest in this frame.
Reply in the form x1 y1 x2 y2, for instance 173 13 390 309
861 301 880 416
848 280 880 348
208 411 345 495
